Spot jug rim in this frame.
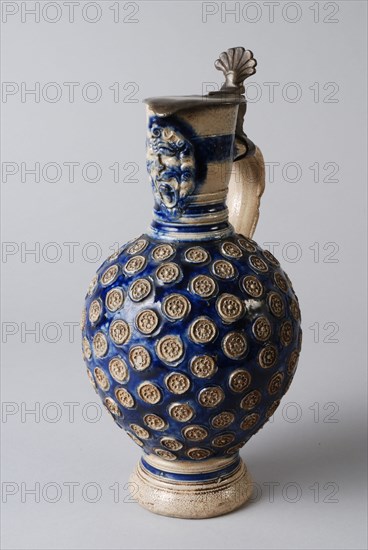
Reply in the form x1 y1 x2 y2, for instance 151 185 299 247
144 94 245 116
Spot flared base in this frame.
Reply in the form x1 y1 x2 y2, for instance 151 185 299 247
129 454 252 519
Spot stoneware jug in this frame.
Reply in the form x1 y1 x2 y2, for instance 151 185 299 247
80 47 302 518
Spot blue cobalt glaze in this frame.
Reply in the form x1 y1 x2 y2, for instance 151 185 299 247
81 233 302 463
150 219 231 237
141 455 241 482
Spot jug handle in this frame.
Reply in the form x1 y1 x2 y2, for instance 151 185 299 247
227 143 265 239
210 46 265 238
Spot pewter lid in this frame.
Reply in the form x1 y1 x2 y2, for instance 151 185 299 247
144 47 256 116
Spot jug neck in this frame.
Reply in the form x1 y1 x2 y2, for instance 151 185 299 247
149 189 233 242
146 107 238 242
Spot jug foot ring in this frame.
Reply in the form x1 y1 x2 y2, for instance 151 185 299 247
129 453 252 519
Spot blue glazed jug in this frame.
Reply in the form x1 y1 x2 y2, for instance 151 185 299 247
80 47 302 518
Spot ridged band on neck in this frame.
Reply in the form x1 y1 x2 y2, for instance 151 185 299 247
149 191 233 241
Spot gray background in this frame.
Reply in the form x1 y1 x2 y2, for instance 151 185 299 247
1 1 367 549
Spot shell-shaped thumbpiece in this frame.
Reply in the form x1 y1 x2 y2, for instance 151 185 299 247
215 47 257 92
